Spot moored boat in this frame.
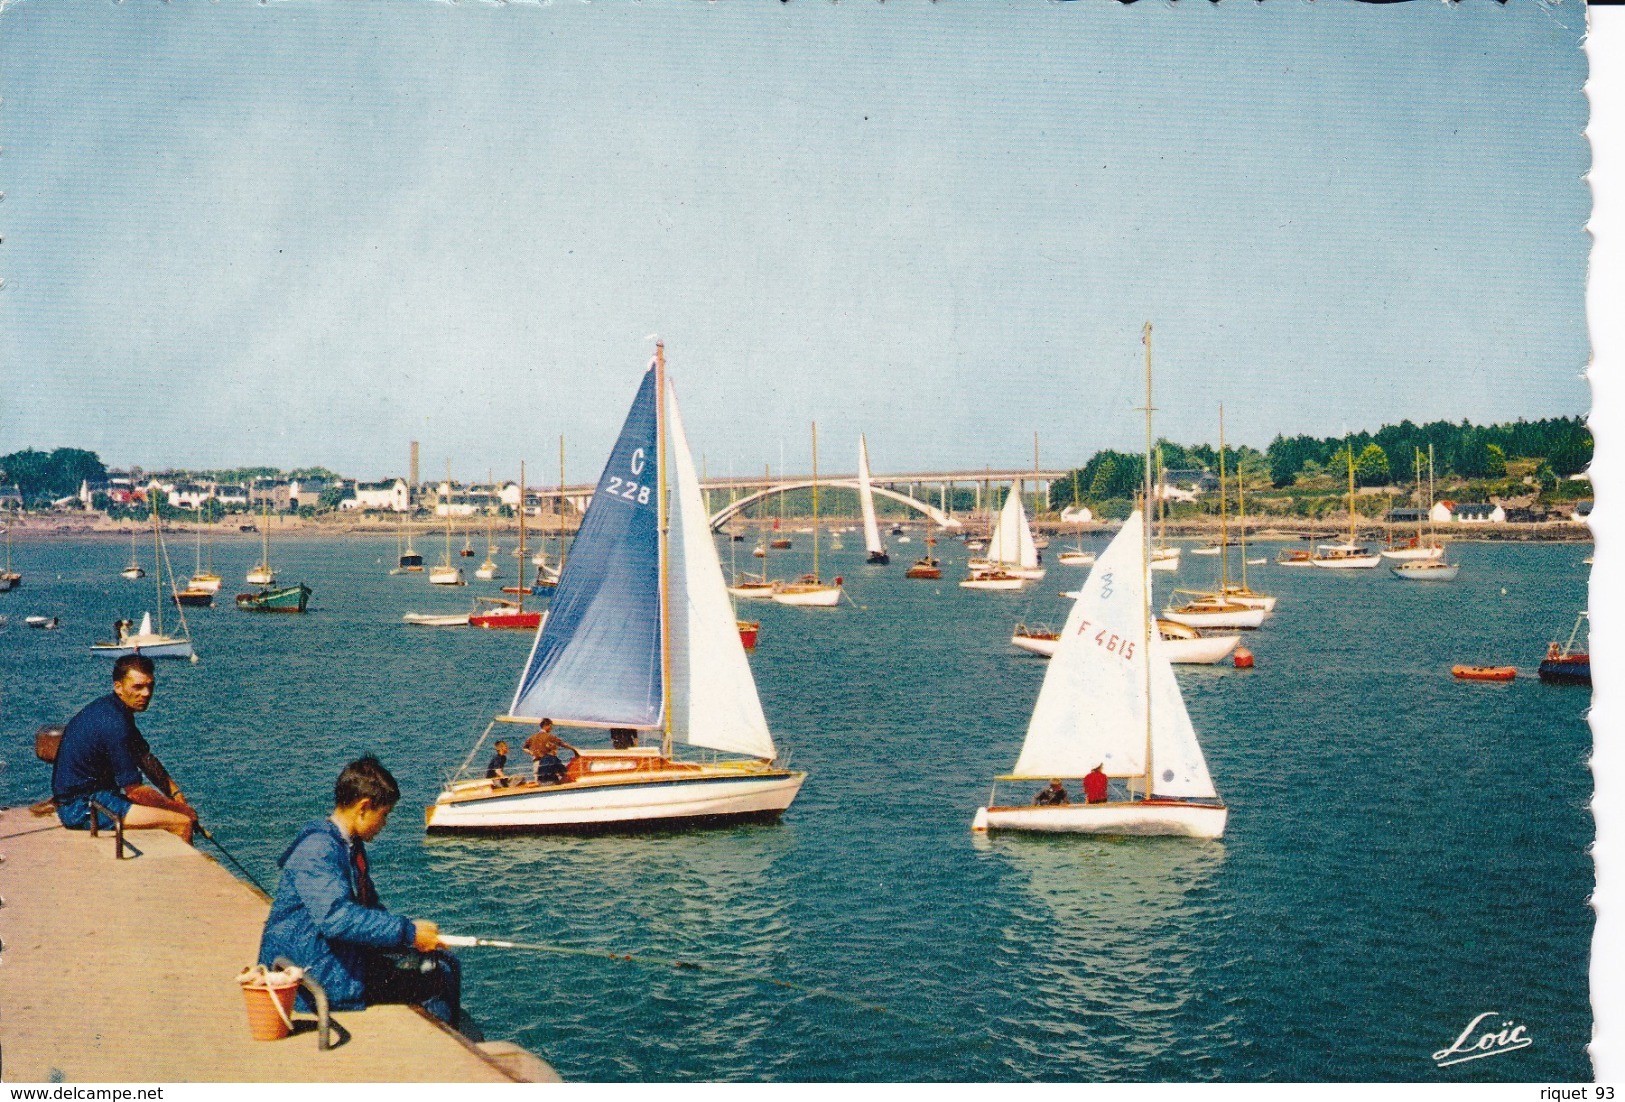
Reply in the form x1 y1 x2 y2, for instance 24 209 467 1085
91 611 196 660
425 343 805 834
1391 560 1460 581
858 435 889 565
1452 665 1516 682
236 583 312 613
404 612 470 627
468 597 544 630
1538 612 1590 686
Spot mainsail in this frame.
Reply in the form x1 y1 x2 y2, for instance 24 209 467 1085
858 435 885 558
510 368 663 727
665 380 777 759
988 487 1040 569
1012 511 1217 799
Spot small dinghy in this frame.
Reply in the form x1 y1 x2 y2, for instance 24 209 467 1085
1452 665 1516 682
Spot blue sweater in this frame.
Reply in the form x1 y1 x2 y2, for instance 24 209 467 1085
257 819 414 1011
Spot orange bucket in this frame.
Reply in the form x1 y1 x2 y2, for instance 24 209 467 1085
239 968 301 1041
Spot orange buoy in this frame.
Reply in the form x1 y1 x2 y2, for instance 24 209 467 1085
1233 646 1254 669
1451 665 1516 682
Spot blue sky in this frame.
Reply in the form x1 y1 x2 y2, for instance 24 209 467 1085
0 0 1589 480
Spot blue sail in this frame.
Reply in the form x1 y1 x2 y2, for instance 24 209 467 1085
510 366 664 728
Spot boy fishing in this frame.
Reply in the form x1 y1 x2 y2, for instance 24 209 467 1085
258 756 465 1028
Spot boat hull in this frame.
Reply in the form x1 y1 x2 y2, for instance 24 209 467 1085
404 613 470 627
1380 546 1445 561
1012 631 1238 665
188 574 223 594
1309 554 1382 569
236 583 311 613
1392 563 1459 581
470 609 544 629
426 765 806 833
90 637 195 660
1160 607 1266 630
771 585 841 606
975 800 1227 839
429 568 466 586
172 589 214 607
960 576 1025 591
905 563 942 579
1538 658 1591 685
727 582 779 600
1452 665 1516 682
1056 552 1095 567
245 568 275 585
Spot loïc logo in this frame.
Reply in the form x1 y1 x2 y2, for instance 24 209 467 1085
1432 1011 1533 1068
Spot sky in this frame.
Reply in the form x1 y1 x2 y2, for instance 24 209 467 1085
0 0 1591 481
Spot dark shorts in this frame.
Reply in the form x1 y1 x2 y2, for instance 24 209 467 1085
56 789 132 830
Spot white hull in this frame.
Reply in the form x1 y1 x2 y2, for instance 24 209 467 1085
1057 551 1095 567
246 567 275 585
1391 562 1460 581
1309 554 1382 569
1012 631 1238 665
1222 591 1277 612
120 567 146 580
426 763 806 832
1380 545 1445 561
474 567 499 580
960 575 1025 591
91 635 195 660
1149 557 1179 573
771 584 841 606
429 567 466 586
404 613 470 627
1161 606 1266 630
974 801 1227 839
189 574 223 594
727 582 779 600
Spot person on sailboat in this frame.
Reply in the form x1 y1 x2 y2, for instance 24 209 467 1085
1034 780 1070 806
258 756 463 1026
485 740 511 787
524 719 578 784
1083 765 1109 805
610 727 639 750
52 654 198 843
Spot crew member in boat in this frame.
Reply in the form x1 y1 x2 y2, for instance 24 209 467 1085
1083 764 1110 805
525 719 578 785
51 653 198 843
1034 780 1070 806
1547 641 1563 660
485 740 511 787
610 727 639 750
258 756 463 1026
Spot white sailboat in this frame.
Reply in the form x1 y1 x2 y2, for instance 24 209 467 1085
1164 408 1271 627
974 326 1226 839
1011 618 1239 665
425 344 806 833
858 434 889 565
246 500 276 585
1310 439 1382 569
1381 447 1447 561
772 423 842 607
93 493 197 661
964 487 1042 588
727 467 779 599
430 465 466 586
120 525 146 580
474 517 502 581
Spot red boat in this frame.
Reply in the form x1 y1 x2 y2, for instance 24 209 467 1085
469 598 544 630
1452 665 1516 682
737 620 760 650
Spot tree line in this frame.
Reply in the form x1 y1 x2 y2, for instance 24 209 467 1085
1050 415 1591 507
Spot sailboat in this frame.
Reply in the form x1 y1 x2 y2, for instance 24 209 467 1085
1164 408 1271 628
246 499 277 585
475 516 502 581
974 325 1226 839
907 502 943 579
1310 439 1382 568
93 491 198 661
1538 612 1590 685
1382 448 1447 561
425 344 807 832
391 513 425 574
186 508 222 593
0 521 20 591
1011 618 1240 666
470 463 542 629
1150 452 1181 573
235 499 311 612
858 434 889 565
1056 470 1096 567
969 487 1044 580
430 466 466 586
121 525 147 580
1216 413 1275 611
730 464 780 599
772 423 842 607
172 508 215 606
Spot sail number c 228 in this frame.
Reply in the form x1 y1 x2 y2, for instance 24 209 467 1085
1071 619 1135 660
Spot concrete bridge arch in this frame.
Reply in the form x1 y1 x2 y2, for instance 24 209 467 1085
708 480 961 531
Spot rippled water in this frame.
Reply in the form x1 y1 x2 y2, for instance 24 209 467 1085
0 530 1593 1081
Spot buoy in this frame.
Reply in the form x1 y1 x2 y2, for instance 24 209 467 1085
1233 646 1254 669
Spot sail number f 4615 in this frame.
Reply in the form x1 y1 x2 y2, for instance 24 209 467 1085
1072 619 1135 661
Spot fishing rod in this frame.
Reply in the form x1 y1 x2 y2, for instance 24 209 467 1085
193 819 273 896
439 933 952 1036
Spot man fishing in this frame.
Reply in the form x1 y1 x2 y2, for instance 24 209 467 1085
52 653 198 842
258 756 463 1026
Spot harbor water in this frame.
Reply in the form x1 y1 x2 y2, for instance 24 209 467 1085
0 531 1592 1081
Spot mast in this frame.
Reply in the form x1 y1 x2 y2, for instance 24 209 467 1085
655 342 674 760
444 460 454 567
811 421 821 580
152 489 164 634
260 496 270 572
1237 450 1249 591
1428 443 1437 546
1033 431 1041 517
516 461 525 614
763 464 771 578
1346 435 1357 543
1140 322 1155 800
1218 405 1230 590
558 435 568 574
194 505 203 576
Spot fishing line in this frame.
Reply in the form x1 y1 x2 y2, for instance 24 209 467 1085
440 934 961 1038
195 820 273 896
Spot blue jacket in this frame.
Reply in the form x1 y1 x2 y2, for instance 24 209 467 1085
257 819 414 1011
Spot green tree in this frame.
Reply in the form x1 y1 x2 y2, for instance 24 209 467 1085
1355 444 1390 487
1484 443 1507 478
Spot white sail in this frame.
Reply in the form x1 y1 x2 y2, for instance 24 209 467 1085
665 381 778 760
1012 511 1217 799
989 487 1040 569
858 435 885 557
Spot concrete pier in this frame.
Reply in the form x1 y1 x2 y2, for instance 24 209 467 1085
0 807 558 1082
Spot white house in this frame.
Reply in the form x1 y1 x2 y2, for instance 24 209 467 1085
1451 503 1506 524
342 478 411 512
167 482 214 510
1430 501 1456 524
